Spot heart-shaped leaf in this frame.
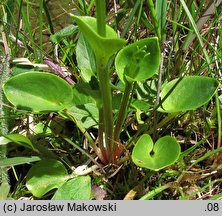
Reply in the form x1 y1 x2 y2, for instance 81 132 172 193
70 15 126 63
159 76 219 113
132 134 180 171
26 159 69 198
3 72 73 113
115 38 161 83
52 176 91 200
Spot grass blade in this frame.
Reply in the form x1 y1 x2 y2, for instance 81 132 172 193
17 0 38 60
120 0 141 38
155 0 167 41
43 0 54 34
145 0 161 40
180 0 211 66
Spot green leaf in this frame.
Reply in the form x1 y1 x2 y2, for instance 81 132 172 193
3 72 73 113
52 176 91 200
26 159 69 198
76 34 96 82
67 103 99 129
72 84 96 105
159 76 219 113
115 38 161 83
0 134 34 150
0 156 41 167
70 15 126 63
50 25 78 43
72 80 100 104
132 134 180 171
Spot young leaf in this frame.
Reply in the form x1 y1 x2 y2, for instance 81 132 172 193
132 134 180 171
159 76 219 113
26 159 69 198
3 72 73 113
52 176 91 200
70 15 126 62
115 38 161 83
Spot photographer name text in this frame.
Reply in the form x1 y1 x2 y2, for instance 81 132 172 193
3 202 117 213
